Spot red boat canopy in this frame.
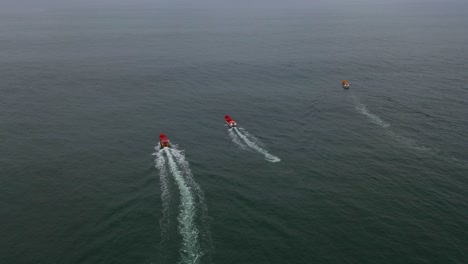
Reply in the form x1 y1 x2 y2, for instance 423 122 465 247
225 115 234 122
159 133 170 147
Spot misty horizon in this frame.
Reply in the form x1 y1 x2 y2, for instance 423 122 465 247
1 0 466 12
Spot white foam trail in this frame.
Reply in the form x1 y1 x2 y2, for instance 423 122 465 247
355 103 390 128
386 131 431 152
155 146 170 223
153 146 171 261
233 127 281 163
228 128 248 150
352 96 430 152
171 149 213 263
238 127 265 146
165 148 201 264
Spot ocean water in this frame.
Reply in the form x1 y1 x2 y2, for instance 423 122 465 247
1 2 468 263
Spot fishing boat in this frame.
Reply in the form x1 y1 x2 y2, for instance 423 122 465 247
342 80 350 89
225 115 237 128
160 133 170 148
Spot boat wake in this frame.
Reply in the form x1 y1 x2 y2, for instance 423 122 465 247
386 130 431 152
355 102 390 128
154 146 171 262
153 145 211 264
352 96 430 152
228 128 248 150
230 127 280 163
170 148 213 263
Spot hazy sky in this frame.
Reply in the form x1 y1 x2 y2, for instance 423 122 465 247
0 0 464 11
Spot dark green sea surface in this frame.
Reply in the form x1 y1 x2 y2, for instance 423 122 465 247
1 2 467 264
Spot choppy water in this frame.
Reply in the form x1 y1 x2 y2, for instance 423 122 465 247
1 2 468 263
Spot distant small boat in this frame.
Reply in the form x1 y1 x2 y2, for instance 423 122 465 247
225 115 237 128
342 80 350 89
160 133 170 148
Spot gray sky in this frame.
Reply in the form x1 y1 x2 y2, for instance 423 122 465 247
0 0 463 11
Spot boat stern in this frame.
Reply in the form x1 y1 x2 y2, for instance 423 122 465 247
227 121 237 128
